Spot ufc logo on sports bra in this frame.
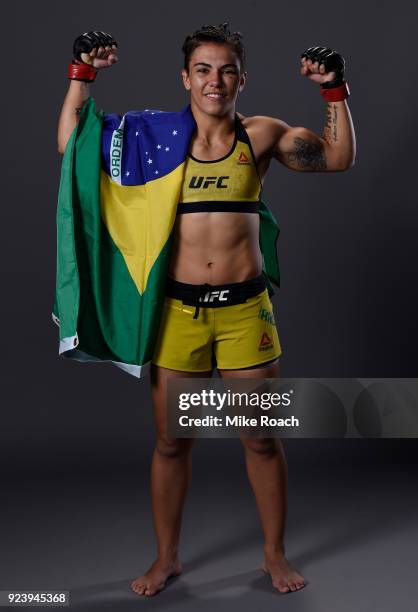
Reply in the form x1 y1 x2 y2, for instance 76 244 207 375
199 290 230 303
189 176 229 189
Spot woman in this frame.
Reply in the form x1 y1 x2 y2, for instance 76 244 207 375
57 23 355 596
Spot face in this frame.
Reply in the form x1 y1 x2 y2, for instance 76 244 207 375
181 42 246 116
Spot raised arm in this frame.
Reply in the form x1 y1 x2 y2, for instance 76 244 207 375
57 80 91 154
57 31 118 154
274 46 356 172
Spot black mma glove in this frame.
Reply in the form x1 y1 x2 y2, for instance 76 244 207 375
73 31 118 63
301 46 345 89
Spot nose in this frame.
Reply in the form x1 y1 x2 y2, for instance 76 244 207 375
208 70 223 86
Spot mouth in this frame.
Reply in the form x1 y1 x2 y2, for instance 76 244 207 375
204 93 226 100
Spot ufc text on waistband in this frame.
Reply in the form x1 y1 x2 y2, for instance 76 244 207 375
165 275 267 319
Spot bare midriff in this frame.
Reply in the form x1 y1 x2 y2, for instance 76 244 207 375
168 211 263 285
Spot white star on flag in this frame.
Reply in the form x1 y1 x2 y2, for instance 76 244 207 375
172 130 178 136
125 171 131 176
155 170 159 175
145 151 148 155
147 158 153 164
135 131 139 136
165 146 170 152
157 144 161 149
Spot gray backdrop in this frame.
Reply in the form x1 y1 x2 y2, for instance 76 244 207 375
1 1 418 608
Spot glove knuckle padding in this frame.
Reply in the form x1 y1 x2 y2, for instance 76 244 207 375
306 46 323 60
317 48 332 62
73 30 118 61
301 45 345 79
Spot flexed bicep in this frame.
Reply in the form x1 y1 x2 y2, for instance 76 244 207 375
273 126 327 172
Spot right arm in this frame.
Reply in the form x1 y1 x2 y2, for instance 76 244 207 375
57 80 90 154
57 32 118 154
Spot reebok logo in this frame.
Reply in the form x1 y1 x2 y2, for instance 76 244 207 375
189 176 229 189
237 151 251 165
259 332 274 351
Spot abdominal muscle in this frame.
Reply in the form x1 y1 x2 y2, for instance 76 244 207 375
168 211 263 284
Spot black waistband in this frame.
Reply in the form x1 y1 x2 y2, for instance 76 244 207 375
165 274 266 319
176 201 260 214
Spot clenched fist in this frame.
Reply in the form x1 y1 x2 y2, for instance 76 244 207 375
300 46 345 88
73 31 119 70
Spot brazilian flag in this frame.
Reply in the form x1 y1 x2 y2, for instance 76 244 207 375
52 97 280 378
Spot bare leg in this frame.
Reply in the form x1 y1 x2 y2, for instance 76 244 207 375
218 360 305 594
131 364 212 597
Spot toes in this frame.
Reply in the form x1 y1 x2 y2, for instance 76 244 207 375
274 580 290 593
294 574 305 589
145 585 160 597
131 571 171 597
263 564 306 594
131 580 147 595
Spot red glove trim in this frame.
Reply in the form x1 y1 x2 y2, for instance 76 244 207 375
68 60 97 82
320 81 350 102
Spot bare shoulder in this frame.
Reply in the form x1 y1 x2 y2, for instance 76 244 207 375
236 112 291 159
237 111 290 132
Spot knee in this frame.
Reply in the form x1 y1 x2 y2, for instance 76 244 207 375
241 437 277 457
155 436 194 459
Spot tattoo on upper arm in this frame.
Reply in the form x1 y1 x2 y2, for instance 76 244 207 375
75 100 87 117
287 137 327 171
324 102 338 143
325 103 332 131
332 105 337 142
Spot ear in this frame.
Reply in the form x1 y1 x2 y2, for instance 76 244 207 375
238 71 247 94
181 68 191 91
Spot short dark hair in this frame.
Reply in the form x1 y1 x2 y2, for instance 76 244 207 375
182 22 246 72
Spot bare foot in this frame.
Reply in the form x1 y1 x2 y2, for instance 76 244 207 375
261 551 305 594
131 557 182 597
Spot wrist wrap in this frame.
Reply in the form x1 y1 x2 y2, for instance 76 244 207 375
68 60 97 83
320 81 350 102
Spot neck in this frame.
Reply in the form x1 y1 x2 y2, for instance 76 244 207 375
189 100 236 144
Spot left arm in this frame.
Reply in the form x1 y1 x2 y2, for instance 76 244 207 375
274 46 356 172
274 98 356 172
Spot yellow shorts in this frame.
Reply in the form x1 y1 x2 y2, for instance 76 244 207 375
152 281 282 372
